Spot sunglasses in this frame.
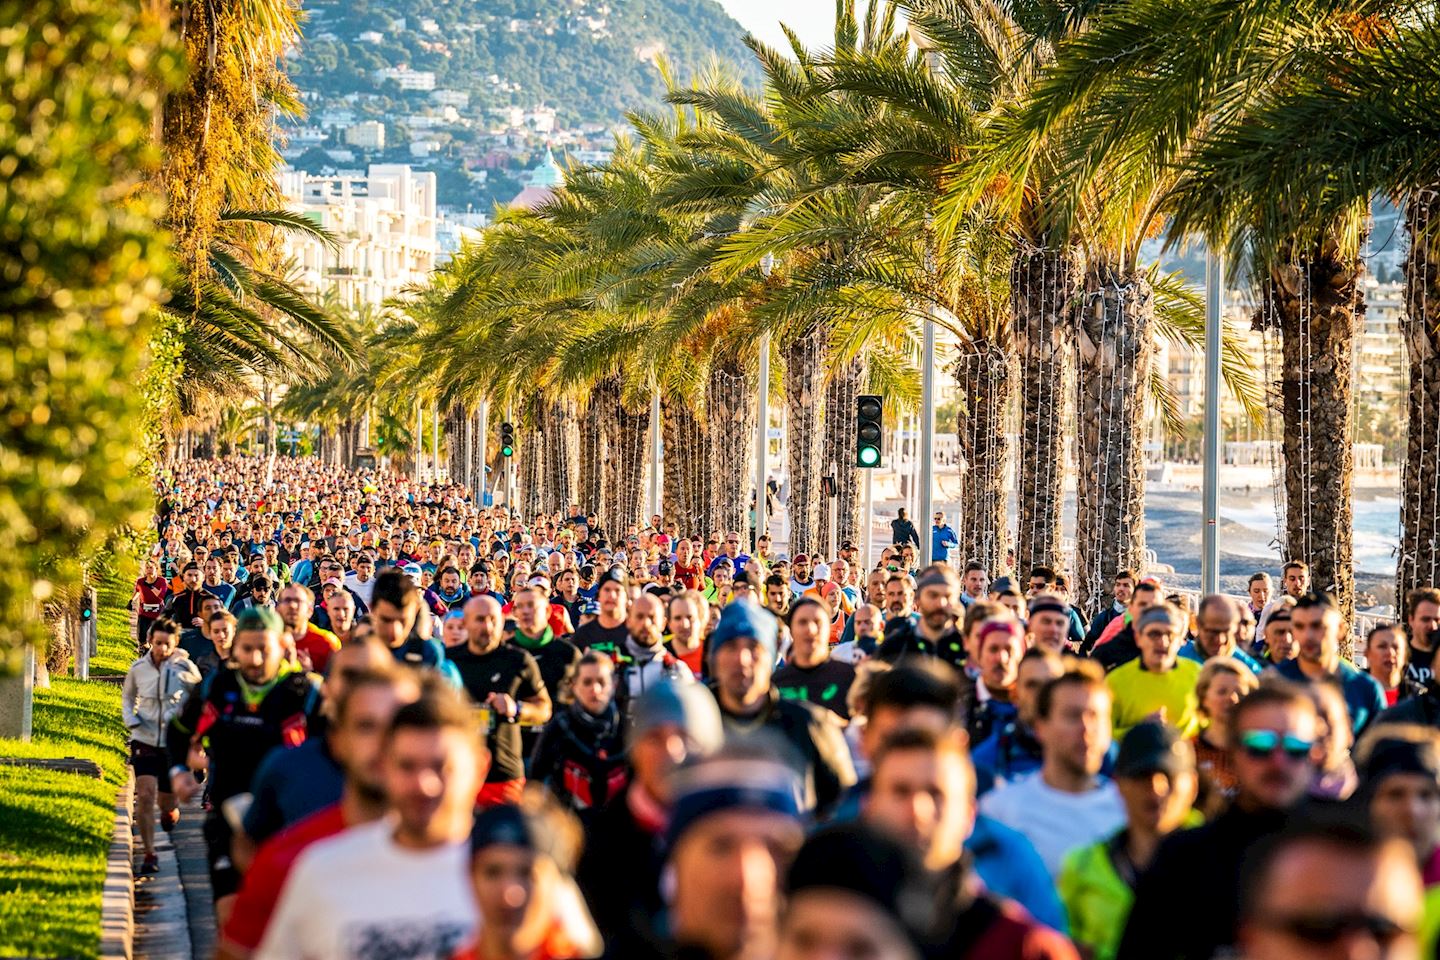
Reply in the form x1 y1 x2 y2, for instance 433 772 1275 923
1253 911 1410 946
1239 729 1313 760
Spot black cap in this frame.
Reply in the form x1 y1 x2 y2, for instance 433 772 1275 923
657 560 674 574
1115 721 1195 779
598 566 628 588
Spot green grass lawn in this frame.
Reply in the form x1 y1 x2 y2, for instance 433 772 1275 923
0 558 135 959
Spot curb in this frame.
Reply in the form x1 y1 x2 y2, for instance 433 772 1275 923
99 768 134 960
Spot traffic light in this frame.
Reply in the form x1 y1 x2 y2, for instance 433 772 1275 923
856 395 883 468
79 587 95 624
500 422 515 457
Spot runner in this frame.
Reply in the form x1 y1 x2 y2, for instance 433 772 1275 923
167 607 321 925
449 594 551 804
122 617 201 874
253 686 485 960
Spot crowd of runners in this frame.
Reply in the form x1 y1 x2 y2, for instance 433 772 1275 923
121 455 1440 960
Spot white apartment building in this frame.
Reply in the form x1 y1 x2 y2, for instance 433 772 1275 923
372 66 436 91
343 121 386 150
278 164 438 307
1359 279 1406 410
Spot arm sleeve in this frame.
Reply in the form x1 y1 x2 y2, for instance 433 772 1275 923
121 667 139 729
1358 677 1389 734
242 750 285 843
518 654 545 701
167 681 206 769
809 711 857 816
528 722 562 791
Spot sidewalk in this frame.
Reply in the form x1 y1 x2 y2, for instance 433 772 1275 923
132 799 213 960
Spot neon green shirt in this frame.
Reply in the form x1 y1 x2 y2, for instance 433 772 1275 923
1105 657 1201 741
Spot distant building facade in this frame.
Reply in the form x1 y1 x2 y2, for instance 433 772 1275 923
278 164 438 307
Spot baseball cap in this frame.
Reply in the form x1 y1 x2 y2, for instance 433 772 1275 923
1115 721 1196 779
598 566 628 588
812 562 832 581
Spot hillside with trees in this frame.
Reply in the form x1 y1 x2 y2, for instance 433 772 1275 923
289 0 763 128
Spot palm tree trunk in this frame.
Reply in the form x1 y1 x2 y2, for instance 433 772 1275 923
1399 189 1440 616
956 341 1015 575
445 404 465 482
1074 263 1154 617
577 387 606 521
1012 245 1077 575
785 326 828 556
663 396 706 533
543 397 576 514
705 354 757 538
1262 239 1364 638
601 383 648 535
818 353 868 553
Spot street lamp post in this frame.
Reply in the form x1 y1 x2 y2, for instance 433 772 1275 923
919 322 936 567
649 387 663 519
1202 249 1224 594
414 400 423 484
909 25 942 569
755 253 774 553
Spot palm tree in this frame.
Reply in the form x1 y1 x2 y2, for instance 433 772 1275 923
962 0 1332 612
163 209 355 445
1136 13 1440 613
899 0 1084 578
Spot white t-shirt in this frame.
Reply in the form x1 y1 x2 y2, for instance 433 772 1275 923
977 770 1125 878
255 820 477 960
345 573 376 608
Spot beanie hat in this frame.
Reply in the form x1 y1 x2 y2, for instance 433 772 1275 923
236 606 283 634
629 681 724 754
708 601 779 664
786 824 941 949
666 756 803 851
1360 734 1440 790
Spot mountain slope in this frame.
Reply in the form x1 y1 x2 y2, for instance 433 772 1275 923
290 0 762 128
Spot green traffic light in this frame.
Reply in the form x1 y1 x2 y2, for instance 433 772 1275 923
502 444 514 457
858 445 880 467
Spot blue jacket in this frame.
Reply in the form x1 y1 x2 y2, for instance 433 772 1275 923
968 814 1070 933
932 524 959 563
1272 657 1387 734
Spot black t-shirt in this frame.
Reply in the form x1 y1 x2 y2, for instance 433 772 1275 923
523 637 582 703
446 644 544 782
773 658 857 720
571 619 629 655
